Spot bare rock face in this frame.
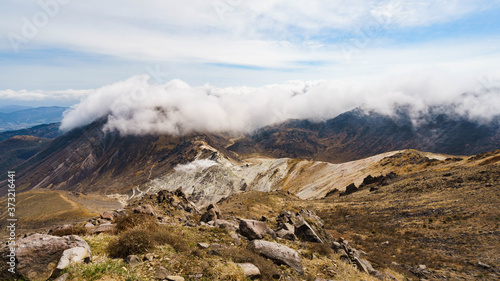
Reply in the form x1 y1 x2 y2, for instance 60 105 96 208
247 240 303 274
239 219 268 240
3 234 91 281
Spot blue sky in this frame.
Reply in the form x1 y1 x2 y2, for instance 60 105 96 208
1 0 500 106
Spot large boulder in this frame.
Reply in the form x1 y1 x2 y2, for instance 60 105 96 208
239 219 268 240
247 240 303 274
0 234 91 281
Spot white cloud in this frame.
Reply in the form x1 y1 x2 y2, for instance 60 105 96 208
0 89 92 101
174 159 219 173
59 70 500 136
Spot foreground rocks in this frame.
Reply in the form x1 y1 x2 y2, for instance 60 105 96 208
0 234 91 281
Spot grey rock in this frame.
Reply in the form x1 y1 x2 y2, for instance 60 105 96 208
477 261 491 270
56 246 91 270
126 255 141 265
84 223 95 229
236 263 261 278
239 219 268 240
295 219 323 243
247 240 303 274
215 219 239 231
134 204 155 216
276 229 296 241
143 253 155 262
54 273 70 281
100 211 115 220
155 266 170 279
166 276 185 281
197 243 210 249
91 223 116 234
2 234 91 281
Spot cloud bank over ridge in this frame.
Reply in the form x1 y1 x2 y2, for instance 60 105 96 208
60 71 500 136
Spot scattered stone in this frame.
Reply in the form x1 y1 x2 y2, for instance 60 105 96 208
100 211 115 220
126 255 141 265
247 240 303 274
48 224 72 234
166 276 185 281
197 243 210 249
56 246 91 270
134 204 156 216
239 219 269 240
54 272 69 281
84 223 95 229
231 233 241 246
143 253 155 262
91 223 116 234
237 263 261 278
477 261 491 270
155 266 170 280
215 219 239 231
381 241 389 246
208 243 225 256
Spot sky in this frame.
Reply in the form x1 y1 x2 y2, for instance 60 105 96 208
0 1 499 134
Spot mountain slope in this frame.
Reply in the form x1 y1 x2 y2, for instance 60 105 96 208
0 135 51 175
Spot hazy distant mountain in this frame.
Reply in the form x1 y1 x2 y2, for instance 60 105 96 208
0 123 62 142
0 106 67 132
0 105 33 113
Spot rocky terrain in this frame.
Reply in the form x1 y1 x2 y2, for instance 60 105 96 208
0 148 498 280
0 109 498 280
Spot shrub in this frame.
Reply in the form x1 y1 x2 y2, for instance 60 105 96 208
114 213 156 232
107 229 155 258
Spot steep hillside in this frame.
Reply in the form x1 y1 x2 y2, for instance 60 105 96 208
0 135 51 175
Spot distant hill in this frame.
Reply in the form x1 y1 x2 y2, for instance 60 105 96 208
0 105 33 113
0 106 67 132
0 123 62 142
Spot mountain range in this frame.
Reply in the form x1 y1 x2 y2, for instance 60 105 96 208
0 106 67 132
0 105 499 280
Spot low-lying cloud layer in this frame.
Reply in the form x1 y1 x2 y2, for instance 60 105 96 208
60 71 500 136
